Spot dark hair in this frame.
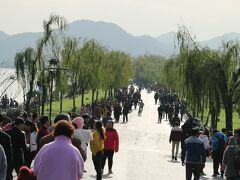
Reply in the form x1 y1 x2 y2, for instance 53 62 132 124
94 121 105 140
15 118 25 126
25 120 32 127
213 129 218 134
54 114 70 124
175 122 180 126
72 122 78 129
53 120 74 138
191 128 199 136
32 112 38 120
221 128 227 133
22 112 28 119
82 114 89 119
31 123 37 133
40 116 49 126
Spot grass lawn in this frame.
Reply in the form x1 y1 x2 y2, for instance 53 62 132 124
197 108 240 130
44 90 105 119
217 110 240 130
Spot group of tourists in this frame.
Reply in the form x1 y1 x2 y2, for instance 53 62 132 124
4 82 240 180
179 125 240 180
154 88 240 180
0 85 144 180
1 94 19 109
155 90 186 125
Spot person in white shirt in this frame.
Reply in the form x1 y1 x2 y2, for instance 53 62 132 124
25 121 38 168
199 130 210 175
73 117 93 160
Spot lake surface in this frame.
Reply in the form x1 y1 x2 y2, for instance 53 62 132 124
0 68 23 103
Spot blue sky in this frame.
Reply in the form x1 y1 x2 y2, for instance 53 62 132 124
0 0 238 40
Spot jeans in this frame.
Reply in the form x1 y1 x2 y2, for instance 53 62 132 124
186 163 201 180
172 141 180 158
102 150 114 170
92 151 103 180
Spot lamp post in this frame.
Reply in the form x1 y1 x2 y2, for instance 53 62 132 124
48 58 58 121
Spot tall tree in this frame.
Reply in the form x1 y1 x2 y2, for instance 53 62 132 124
15 14 67 113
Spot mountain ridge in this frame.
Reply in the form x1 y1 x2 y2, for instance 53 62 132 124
0 20 240 68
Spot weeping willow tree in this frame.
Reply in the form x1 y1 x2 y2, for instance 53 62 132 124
15 14 67 113
164 25 240 130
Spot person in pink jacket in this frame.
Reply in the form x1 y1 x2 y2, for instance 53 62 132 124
33 120 84 180
102 120 119 174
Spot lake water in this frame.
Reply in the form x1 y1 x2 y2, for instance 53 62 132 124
0 68 23 103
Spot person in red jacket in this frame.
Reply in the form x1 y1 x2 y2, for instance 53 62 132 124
102 120 119 174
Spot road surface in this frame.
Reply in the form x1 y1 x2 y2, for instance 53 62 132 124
82 90 223 180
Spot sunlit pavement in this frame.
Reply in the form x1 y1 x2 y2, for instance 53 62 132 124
12 90 223 180
82 90 223 180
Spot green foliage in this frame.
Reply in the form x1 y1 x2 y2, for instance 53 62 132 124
134 55 165 83
162 25 240 130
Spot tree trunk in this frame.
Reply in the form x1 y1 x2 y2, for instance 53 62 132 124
92 89 95 104
211 109 216 130
60 92 63 113
72 93 76 112
108 89 111 99
110 88 113 100
25 66 36 113
225 96 233 131
104 90 107 100
41 85 46 116
81 90 85 107
96 90 99 101
205 109 210 126
218 66 233 131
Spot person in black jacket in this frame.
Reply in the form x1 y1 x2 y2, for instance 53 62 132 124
122 103 129 123
113 103 122 123
0 129 12 180
6 118 28 176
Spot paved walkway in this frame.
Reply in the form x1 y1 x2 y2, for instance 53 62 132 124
82 90 224 180
13 90 224 179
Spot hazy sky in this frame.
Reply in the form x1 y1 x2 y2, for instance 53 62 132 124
0 0 239 40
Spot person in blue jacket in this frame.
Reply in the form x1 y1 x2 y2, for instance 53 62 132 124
181 128 206 180
210 130 228 177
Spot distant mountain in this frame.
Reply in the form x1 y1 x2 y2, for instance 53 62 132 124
0 32 42 67
201 32 240 49
0 20 174 67
66 20 173 56
0 31 9 41
156 31 240 50
0 20 240 68
157 31 176 45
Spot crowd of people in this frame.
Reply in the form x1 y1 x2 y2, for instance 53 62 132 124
2 83 240 180
1 94 19 109
154 87 240 180
0 85 144 180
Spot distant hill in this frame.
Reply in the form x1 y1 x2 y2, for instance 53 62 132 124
201 32 240 49
66 20 173 56
0 31 9 41
0 20 240 68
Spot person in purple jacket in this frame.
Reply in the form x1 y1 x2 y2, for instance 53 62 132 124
169 122 183 161
34 120 84 180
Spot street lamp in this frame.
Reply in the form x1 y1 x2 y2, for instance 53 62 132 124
48 58 58 121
